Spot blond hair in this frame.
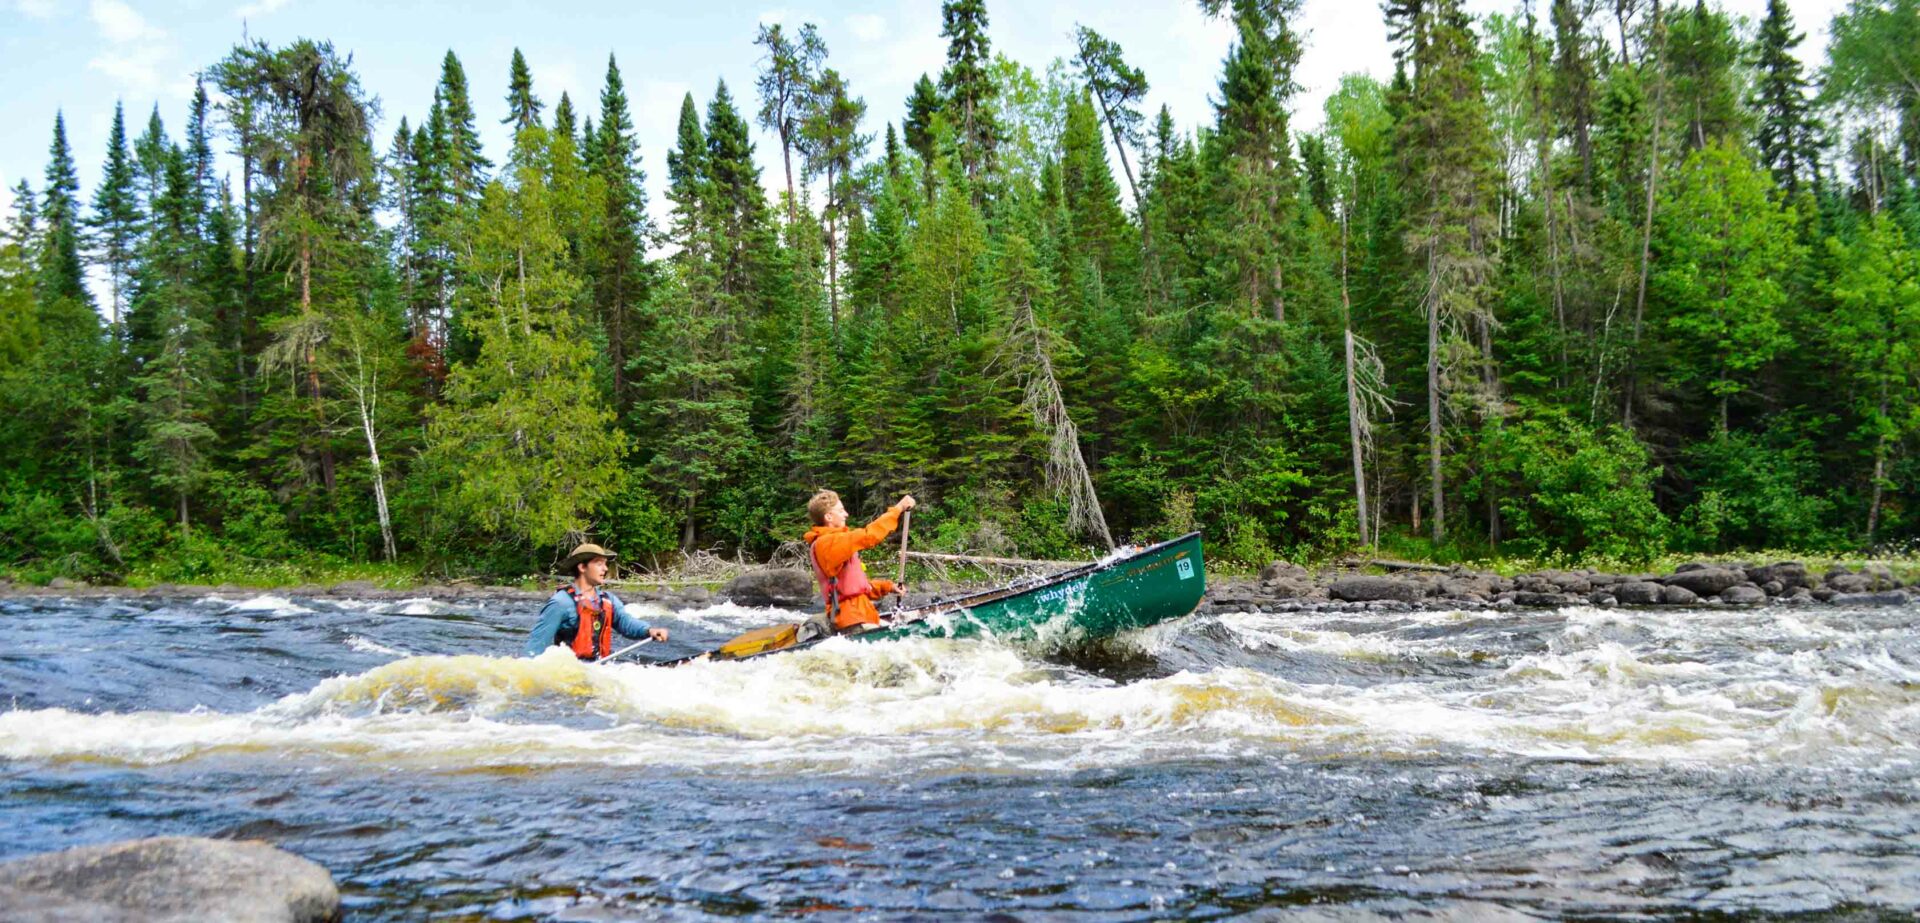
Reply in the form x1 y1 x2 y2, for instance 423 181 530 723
807 489 841 526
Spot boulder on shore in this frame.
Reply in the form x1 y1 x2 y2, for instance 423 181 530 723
1328 576 1425 603
1661 585 1701 605
1720 585 1767 605
0 836 338 923
1614 581 1665 605
719 567 814 607
1662 567 1745 597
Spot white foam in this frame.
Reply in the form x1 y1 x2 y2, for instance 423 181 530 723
225 595 312 615
346 636 405 656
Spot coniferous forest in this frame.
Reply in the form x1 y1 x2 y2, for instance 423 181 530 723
2 0 1918 583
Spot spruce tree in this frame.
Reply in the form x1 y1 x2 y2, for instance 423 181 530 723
89 103 142 326
939 0 999 197
903 73 943 164
1397 0 1501 542
130 147 218 534
503 48 543 132
432 126 625 552
589 53 649 412
39 114 90 312
434 50 491 201
1749 0 1821 194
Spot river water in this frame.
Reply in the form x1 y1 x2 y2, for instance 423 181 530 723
1 592 1917 920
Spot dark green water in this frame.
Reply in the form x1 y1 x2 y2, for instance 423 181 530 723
2 593 1916 919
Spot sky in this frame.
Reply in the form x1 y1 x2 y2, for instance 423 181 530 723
0 0 1849 246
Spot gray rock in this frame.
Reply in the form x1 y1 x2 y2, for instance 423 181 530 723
1587 573 1622 587
0 836 337 923
1438 575 1497 599
1514 591 1576 607
1329 576 1426 603
1785 586 1814 602
1588 591 1618 607
1536 570 1593 594
1831 590 1912 607
1661 585 1701 605
45 577 77 590
675 586 713 604
1826 573 1871 594
1662 567 1745 596
1674 562 1710 573
1747 562 1809 588
1861 564 1901 590
1720 585 1767 605
719 567 814 607
328 580 379 596
1614 581 1665 605
1259 561 1310 583
1262 578 1318 600
1761 580 1784 596
1811 587 1838 602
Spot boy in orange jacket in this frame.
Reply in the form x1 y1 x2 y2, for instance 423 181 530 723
802 490 915 631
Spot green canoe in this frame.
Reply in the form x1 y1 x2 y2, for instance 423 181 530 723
671 532 1207 665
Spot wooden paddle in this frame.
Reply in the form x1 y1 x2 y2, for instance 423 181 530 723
893 509 911 613
598 637 652 665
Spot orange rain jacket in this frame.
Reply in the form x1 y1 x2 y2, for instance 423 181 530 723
802 504 906 630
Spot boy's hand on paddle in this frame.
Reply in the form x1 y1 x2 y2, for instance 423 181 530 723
648 627 670 642
897 495 916 512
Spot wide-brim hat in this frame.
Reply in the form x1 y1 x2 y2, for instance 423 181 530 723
559 543 617 574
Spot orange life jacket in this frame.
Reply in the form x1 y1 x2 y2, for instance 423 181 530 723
562 586 615 660
808 535 875 619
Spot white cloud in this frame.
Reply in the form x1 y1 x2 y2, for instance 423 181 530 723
757 8 787 27
235 0 291 18
86 0 189 98
846 13 887 42
89 0 159 43
13 0 58 19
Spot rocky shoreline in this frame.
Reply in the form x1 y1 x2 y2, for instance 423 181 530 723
1 559 1912 614
1197 559 1914 615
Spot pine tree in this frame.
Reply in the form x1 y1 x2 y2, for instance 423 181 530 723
754 21 825 226
89 103 142 326
800 67 869 335
1209 2 1301 322
503 48 543 132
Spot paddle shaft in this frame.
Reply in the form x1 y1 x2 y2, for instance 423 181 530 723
893 510 911 612
598 637 652 665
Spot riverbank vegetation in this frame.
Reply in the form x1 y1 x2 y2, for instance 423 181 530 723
2 0 1918 584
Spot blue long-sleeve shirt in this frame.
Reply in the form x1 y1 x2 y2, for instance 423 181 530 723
526 587 652 658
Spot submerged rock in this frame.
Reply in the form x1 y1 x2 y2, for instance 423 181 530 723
1830 590 1912 607
0 836 338 923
